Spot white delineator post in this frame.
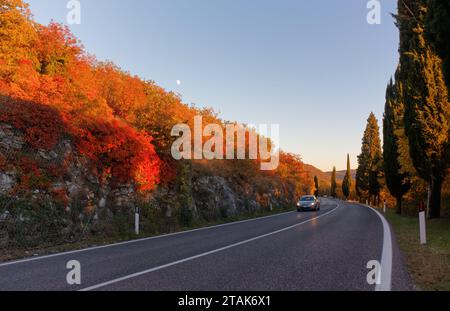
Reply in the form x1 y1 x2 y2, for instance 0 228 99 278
419 210 427 245
383 201 386 213
135 207 140 235
418 201 427 245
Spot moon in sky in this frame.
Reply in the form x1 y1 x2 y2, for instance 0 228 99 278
176 80 181 86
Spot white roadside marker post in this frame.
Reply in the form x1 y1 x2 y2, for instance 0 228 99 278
383 200 386 213
135 207 140 235
419 202 426 245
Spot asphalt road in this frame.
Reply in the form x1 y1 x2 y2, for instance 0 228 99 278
0 198 414 291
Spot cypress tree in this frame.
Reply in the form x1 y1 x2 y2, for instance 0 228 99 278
314 176 319 197
342 154 352 200
426 0 450 96
383 73 412 214
356 131 370 201
397 0 450 218
330 167 337 198
356 113 383 205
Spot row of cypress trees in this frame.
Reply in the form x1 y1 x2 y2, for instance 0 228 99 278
326 155 352 200
321 1 447 217
376 0 449 218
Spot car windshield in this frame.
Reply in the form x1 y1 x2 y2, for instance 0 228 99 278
300 196 315 201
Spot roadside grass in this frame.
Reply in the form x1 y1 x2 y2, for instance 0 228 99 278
382 208 450 291
0 205 294 263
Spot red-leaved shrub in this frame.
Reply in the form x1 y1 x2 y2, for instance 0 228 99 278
75 118 160 192
0 96 66 150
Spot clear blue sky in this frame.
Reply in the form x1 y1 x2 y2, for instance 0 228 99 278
26 0 399 171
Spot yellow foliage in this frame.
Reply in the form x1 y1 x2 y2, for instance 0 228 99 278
0 0 38 66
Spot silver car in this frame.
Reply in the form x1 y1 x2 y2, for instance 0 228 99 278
297 195 320 212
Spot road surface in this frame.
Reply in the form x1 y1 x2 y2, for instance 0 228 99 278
0 198 414 291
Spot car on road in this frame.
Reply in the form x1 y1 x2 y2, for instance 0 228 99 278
297 195 320 212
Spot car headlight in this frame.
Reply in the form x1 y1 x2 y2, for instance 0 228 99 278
297 202 300 206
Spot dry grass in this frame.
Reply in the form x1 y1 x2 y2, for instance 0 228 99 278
384 209 450 291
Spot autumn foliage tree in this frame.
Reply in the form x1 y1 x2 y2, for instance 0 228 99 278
0 0 162 197
0 0 312 222
75 118 161 192
0 0 37 66
0 96 65 150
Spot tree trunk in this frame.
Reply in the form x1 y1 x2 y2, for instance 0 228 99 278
396 196 402 215
429 177 442 219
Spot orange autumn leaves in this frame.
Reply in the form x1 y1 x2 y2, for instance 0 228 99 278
0 96 161 192
0 5 162 193
0 0 313 201
0 96 65 150
75 118 160 192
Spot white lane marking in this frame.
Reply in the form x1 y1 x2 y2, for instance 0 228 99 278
79 205 340 291
365 205 393 291
0 210 297 268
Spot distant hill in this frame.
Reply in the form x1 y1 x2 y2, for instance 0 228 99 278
326 169 357 181
303 164 356 186
303 164 331 188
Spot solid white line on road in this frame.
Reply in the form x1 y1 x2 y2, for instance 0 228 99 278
0 210 296 268
79 204 340 291
365 205 393 291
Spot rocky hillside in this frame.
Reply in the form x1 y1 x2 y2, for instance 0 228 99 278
0 98 297 251
0 1 313 253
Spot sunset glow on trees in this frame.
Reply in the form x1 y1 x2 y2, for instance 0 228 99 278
0 0 311 211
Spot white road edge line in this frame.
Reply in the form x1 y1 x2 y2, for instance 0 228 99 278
365 205 393 291
0 210 296 268
79 204 340 291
